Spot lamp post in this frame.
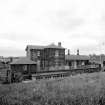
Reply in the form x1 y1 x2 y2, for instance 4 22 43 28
99 42 105 71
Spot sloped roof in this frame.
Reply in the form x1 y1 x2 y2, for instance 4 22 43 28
65 55 90 61
26 45 45 51
10 57 36 65
45 43 65 49
26 43 65 50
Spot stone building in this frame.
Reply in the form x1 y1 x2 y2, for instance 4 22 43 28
25 42 65 71
65 50 90 69
10 57 37 74
89 54 105 70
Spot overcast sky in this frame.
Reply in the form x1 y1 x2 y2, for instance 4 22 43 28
0 0 105 56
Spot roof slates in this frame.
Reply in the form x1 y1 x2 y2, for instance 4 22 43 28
65 55 90 60
26 43 65 50
10 57 36 65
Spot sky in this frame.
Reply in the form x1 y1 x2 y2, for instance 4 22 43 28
0 0 105 56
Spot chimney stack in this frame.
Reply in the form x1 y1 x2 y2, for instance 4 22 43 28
58 42 61 47
68 49 70 55
77 49 79 55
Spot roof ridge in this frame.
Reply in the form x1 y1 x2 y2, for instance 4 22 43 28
27 45 45 46
45 43 65 49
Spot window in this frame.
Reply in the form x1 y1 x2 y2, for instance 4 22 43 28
23 65 27 71
55 50 59 57
37 51 40 56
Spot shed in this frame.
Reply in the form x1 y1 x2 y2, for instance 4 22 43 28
10 57 37 74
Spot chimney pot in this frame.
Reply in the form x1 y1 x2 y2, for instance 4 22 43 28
58 42 61 47
77 49 79 55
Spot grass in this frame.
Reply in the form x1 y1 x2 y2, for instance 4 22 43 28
0 72 105 105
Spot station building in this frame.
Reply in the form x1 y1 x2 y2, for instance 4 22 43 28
65 54 90 69
25 42 65 71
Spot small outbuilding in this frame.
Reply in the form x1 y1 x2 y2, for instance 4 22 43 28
10 57 37 75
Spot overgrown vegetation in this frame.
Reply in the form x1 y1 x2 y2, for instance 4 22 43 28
0 72 105 105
